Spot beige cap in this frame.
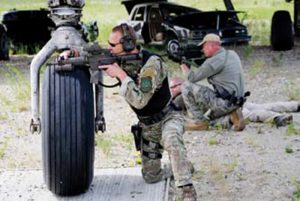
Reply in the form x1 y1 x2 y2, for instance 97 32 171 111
198 33 221 46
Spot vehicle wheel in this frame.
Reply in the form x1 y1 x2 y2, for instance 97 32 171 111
42 65 95 196
271 10 294 51
166 39 182 62
0 25 9 60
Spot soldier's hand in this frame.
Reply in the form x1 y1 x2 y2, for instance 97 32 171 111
99 63 127 81
180 63 190 74
57 49 80 61
181 57 191 69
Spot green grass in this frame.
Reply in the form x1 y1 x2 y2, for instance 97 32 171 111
112 133 134 151
285 82 300 101
249 59 265 78
95 133 134 156
294 191 300 201
286 123 300 136
242 44 253 58
95 134 113 155
285 144 294 153
225 160 238 173
0 137 10 159
208 137 219 145
0 65 30 112
0 0 294 45
291 178 300 201
0 112 9 121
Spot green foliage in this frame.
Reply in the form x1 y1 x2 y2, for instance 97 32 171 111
0 137 10 159
249 59 264 77
285 144 294 153
0 65 30 112
294 191 300 201
291 178 300 200
208 137 219 145
225 159 238 173
0 0 46 12
112 133 134 151
95 133 134 155
286 123 300 136
214 123 226 131
11 44 41 55
0 112 9 121
242 44 253 58
95 134 113 155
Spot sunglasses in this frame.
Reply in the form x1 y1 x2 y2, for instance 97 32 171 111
108 41 121 47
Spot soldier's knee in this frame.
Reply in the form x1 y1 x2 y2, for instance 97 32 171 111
162 134 183 151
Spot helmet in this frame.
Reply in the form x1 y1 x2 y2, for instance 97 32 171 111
48 0 85 8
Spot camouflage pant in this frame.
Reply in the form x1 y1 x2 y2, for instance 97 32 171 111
243 101 299 122
141 110 193 187
181 81 238 120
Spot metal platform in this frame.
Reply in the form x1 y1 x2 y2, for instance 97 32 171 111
0 167 168 201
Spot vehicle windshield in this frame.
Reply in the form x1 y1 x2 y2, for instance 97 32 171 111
160 4 200 20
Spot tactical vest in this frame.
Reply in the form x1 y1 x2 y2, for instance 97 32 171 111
130 50 172 117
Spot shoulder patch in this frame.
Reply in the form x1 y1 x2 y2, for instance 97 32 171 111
140 76 152 93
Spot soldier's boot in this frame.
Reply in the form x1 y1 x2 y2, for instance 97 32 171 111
185 118 209 131
230 108 245 131
273 115 293 128
176 184 197 201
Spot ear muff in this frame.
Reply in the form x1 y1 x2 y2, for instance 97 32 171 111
120 23 135 52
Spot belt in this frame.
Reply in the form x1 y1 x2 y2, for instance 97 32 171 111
215 87 250 107
142 150 162 159
138 103 174 125
143 138 163 149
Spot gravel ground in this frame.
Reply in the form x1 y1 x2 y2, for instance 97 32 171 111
0 44 300 201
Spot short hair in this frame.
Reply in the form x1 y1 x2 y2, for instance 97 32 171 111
112 24 137 45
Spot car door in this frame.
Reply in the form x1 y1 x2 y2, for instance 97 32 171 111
148 6 163 42
127 5 147 44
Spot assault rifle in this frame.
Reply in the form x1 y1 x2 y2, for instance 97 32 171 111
56 43 142 84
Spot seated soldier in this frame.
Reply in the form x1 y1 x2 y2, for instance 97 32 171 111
180 33 247 131
170 77 298 129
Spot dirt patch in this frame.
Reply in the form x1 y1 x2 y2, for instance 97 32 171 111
0 45 300 200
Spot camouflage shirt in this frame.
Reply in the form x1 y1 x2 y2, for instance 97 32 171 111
187 47 245 97
119 55 168 109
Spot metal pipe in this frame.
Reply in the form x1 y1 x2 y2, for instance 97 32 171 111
30 26 86 133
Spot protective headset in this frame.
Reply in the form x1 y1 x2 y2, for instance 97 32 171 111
120 23 135 52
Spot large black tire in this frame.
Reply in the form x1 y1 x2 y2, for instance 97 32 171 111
0 25 9 60
42 65 95 196
271 10 294 51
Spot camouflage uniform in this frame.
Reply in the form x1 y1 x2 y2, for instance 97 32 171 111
174 94 298 125
243 101 299 123
182 47 245 120
120 55 193 187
